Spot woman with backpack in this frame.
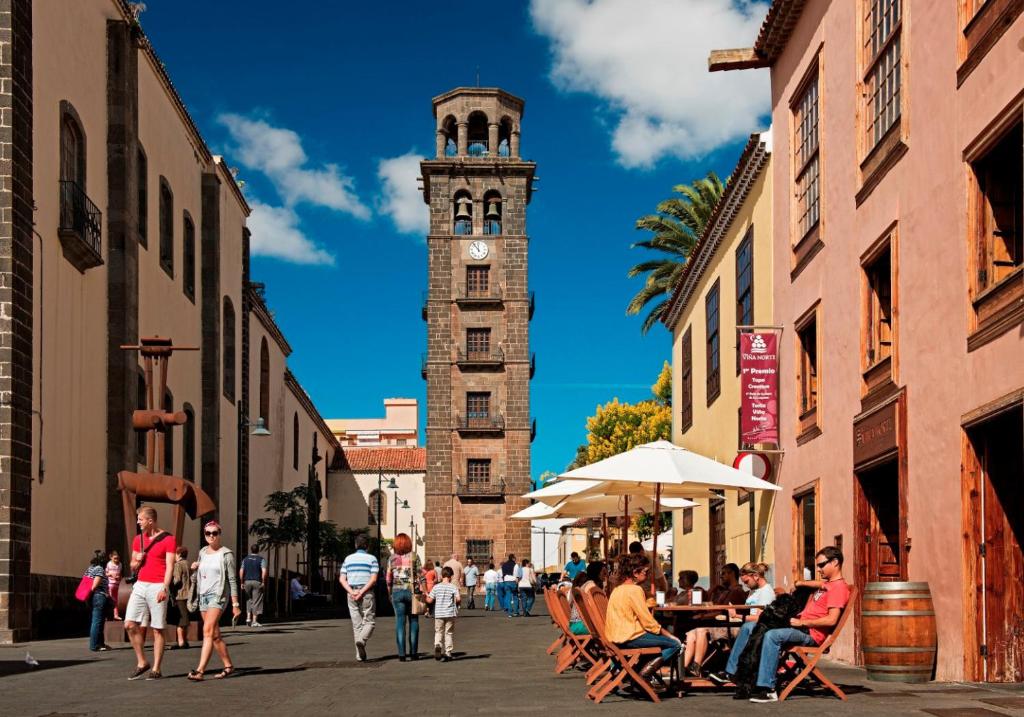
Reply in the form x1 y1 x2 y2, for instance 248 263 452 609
386 532 421 661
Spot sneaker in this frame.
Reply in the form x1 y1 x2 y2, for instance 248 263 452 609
355 641 367 662
251 621 262 628
749 689 778 703
732 686 751 700
434 645 442 660
442 655 452 662
708 671 733 686
145 670 162 680
128 664 150 680
245 620 252 627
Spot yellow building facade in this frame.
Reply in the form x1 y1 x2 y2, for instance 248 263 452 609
663 132 775 588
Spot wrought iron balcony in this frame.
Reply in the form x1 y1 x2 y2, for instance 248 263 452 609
531 417 537 443
530 352 536 379
466 139 489 157
421 291 428 320
421 352 427 380
455 412 505 433
456 282 503 307
456 476 506 498
456 345 504 368
58 180 103 271
529 291 535 320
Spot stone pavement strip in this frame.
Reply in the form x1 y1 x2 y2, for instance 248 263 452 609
2 606 1023 717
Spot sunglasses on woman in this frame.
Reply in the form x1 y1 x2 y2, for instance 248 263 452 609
204 530 220 537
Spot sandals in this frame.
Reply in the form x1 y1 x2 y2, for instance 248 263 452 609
187 670 204 681
212 666 235 679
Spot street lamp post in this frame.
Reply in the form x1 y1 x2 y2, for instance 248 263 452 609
306 435 323 592
376 468 398 563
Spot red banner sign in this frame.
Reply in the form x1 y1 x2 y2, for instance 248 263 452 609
740 332 779 446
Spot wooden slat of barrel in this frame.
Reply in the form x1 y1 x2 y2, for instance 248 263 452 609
861 581 937 682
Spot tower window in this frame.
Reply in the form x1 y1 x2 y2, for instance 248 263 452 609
453 191 473 235
441 115 457 157
467 392 490 420
466 328 491 357
483 190 502 235
467 266 490 296
467 458 491 484
467 111 489 156
498 117 513 157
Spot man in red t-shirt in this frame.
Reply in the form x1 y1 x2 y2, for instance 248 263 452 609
711 546 851 702
124 506 177 680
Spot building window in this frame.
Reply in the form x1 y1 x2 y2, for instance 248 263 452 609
862 0 902 153
259 337 270 426
159 178 174 276
60 109 85 187
864 243 893 368
222 297 236 402
793 71 820 243
971 120 1023 295
735 229 754 374
682 507 694 534
163 389 174 475
137 147 147 247
368 489 386 525
467 392 490 419
796 306 820 439
793 482 820 580
292 412 299 470
183 212 195 301
705 280 721 405
467 265 490 296
680 327 693 433
466 539 492 567
183 404 195 483
467 458 491 485
466 327 491 357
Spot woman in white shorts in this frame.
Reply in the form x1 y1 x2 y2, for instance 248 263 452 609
187 521 240 680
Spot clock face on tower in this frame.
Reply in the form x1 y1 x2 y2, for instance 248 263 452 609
468 240 489 260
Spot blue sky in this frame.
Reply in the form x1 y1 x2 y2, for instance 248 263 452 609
141 0 769 485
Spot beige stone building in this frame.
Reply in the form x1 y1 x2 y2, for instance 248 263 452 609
327 398 418 447
420 88 535 568
0 0 337 641
662 132 775 587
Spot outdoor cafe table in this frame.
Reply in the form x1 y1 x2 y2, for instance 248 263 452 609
652 604 759 689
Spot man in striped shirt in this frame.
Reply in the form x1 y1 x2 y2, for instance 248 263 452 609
427 566 461 661
340 535 379 662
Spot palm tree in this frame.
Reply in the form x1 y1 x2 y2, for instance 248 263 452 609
626 172 725 334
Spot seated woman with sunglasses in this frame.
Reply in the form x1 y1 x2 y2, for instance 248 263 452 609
604 553 681 680
187 521 241 680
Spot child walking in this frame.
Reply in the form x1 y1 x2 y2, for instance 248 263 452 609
426 566 460 661
105 551 123 620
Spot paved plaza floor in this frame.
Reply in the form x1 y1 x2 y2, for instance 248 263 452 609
2 605 1023 716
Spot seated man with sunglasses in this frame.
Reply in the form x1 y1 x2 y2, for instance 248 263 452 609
709 546 850 703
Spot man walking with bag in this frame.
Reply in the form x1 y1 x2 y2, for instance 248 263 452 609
239 545 267 627
340 535 379 661
124 506 176 680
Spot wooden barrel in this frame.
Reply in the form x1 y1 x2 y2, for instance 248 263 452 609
861 581 937 682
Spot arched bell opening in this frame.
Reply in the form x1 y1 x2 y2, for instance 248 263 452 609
467 111 489 157
498 117 513 158
482 190 502 236
453 189 473 235
440 115 457 158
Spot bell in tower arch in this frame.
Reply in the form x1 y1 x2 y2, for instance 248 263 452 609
455 197 472 221
485 200 501 220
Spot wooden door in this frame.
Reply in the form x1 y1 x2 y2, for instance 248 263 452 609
709 499 726 582
857 460 907 583
974 408 1024 682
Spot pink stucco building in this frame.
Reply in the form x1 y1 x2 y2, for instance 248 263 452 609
712 0 1023 682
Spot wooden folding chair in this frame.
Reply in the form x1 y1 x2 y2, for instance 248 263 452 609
542 588 566 656
579 588 663 704
778 586 858 702
572 588 613 686
549 590 598 674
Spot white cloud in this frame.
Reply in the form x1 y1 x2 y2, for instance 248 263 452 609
377 151 428 235
246 201 335 266
530 0 769 167
218 113 371 219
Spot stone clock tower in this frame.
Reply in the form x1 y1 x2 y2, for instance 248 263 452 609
420 88 535 567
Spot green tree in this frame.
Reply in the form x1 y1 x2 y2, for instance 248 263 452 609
566 444 590 471
632 511 673 541
626 172 725 334
652 360 672 406
585 398 671 465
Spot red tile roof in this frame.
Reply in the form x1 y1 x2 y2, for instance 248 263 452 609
334 447 426 473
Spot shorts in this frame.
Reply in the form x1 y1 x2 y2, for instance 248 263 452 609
199 592 227 612
125 581 168 629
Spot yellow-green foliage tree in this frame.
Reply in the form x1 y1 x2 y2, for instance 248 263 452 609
651 361 672 407
585 398 671 465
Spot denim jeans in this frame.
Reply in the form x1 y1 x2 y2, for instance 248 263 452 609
725 621 817 689
391 589 419 657
485 583 497 610
499 582 517 615
89 590 108 650
518 587 536 615
619 631 682 663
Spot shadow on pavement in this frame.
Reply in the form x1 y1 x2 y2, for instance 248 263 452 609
0 658 96 678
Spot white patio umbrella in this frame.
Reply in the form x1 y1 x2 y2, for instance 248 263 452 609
554 440 780 593
523 479 602 501
642 529 673 553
